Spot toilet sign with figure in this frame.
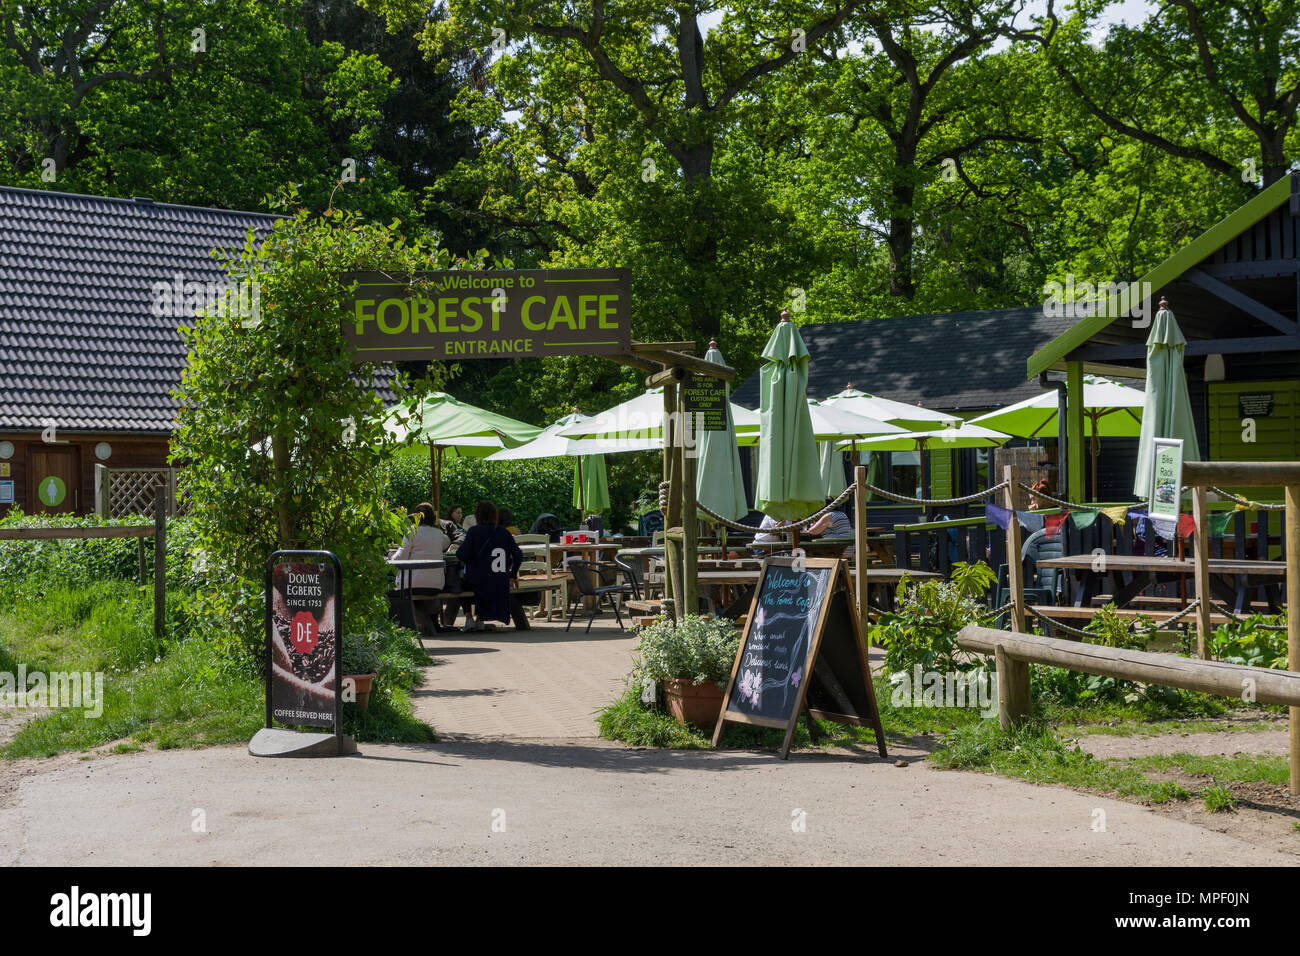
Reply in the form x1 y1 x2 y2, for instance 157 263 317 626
713 557 887 759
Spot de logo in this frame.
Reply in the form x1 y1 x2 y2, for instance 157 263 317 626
290 611 319 653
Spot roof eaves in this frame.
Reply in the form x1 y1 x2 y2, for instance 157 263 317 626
1026 171 1297 379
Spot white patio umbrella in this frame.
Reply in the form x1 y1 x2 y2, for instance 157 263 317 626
485 412 660 460
558 386 760 444
735 398 905 446
820 384 960 429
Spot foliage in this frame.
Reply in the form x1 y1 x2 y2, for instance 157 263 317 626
1208 612 1289 669
1202 784 1236 814
169 202 452 669
631 614 741 687
931 718 1190 804
342 630 383 675
383 445 657 534
871 561 995 677
1083 603 1152 651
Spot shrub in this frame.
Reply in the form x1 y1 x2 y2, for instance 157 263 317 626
870 561 995 677
1208 611 1288 669
632 614 741 687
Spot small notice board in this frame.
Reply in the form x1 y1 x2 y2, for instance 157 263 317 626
712 557 887 759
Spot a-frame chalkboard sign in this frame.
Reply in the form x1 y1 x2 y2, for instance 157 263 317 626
712 557 887 760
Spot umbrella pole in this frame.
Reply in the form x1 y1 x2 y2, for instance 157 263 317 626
680 382 699 617
430 443 440 517
1090 412 1100 503
577 458 585 520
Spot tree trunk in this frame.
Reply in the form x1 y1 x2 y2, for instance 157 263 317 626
271 434 296 549
886 151 917 300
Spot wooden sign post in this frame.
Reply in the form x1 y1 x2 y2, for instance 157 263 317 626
712 556 888 759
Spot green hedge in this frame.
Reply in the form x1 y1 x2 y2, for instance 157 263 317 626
383 447 659 533
0 510 204 608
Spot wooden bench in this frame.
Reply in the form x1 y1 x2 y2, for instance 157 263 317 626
412 579 566 632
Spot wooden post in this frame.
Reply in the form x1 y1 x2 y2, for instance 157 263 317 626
680 381 699 617
995 644 1031 729
429 444 441 518
153 486 166 642
854 464 869 636
1003 464 1025 632
93 464 109 517
664 381 684 619
1287 483 1300 796
1191 486 1213 659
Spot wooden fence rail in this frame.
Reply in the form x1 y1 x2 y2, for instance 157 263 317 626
0 488 167 639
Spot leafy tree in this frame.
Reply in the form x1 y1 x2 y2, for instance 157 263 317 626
170 196 453 665
1021 0 1300 187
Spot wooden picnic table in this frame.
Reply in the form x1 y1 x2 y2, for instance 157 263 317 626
1037 554 1286 613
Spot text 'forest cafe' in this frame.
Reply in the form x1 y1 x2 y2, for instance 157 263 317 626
342 268 632 360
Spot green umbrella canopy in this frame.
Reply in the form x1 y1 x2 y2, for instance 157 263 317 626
386 392 543 451
756 315 825 521
573 454 610 515
968 376 1145 439
819 441 848 498
694 341 749 522
1133 299 1201 497
384 392 543 515
970 374 1146 502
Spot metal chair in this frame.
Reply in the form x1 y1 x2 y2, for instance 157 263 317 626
566 560 636 632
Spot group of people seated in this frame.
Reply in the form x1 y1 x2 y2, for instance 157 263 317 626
752 497 854 546
391 499 525 634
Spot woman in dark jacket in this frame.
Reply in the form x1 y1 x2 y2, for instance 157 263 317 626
456 500 524 631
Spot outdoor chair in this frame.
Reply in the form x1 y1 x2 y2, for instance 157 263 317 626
1021 529 1065 599
566 560 636 632
613 554 643 601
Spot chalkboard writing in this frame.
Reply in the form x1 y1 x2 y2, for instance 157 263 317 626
725 564 831 722
714 556 888 760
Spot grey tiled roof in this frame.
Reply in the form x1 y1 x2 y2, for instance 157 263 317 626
0 186 395 433
731 307 1078 413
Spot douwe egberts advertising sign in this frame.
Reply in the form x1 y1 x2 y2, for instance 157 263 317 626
341 268 631 361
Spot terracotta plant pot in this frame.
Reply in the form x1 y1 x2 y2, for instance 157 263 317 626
343 673 377 711
661 678 725 729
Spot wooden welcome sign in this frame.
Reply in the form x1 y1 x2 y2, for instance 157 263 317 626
712 557 888 760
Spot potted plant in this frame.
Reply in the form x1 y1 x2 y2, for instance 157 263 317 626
341 632 382 711
634 614 741 728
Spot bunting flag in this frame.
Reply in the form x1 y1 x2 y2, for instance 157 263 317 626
1045 513 1069 538
1207 511 1234 539
1101 505 1130 526
1071 510 1100 531
1016 511 1045 534
1148 516 1177 541
1176 513 1196 540
985 503 1012 531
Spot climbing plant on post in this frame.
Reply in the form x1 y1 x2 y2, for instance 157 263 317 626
171 196 456 666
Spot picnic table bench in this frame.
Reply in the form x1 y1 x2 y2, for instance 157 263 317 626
1037 553 1286 614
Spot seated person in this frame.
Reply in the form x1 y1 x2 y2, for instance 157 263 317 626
498 508 521 535
441 505 468 544
752 513 788 544
456 500 524 632
806 502 853 538
392 502 450 635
